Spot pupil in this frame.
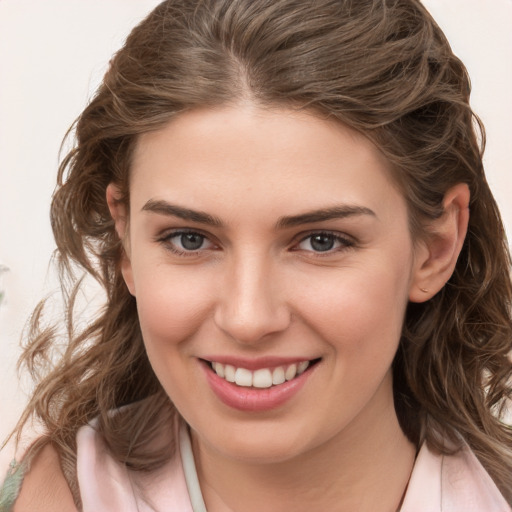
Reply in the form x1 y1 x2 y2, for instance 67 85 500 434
311 234 334 252
181 233 204 250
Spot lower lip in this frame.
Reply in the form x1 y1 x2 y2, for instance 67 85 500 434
202 362 315 412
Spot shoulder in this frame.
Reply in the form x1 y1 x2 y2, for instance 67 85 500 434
402 440 511 512
441 443 511 511
75 419 195 511
12 443 77 512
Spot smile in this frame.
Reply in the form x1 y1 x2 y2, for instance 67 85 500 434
202 358 320 412
210 360 311 388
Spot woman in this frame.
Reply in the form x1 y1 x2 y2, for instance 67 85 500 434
1 0 511 510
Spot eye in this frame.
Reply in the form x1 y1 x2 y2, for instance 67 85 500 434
160 230 215 255
296 232 353 253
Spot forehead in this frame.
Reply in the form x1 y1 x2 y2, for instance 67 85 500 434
129 105 406 226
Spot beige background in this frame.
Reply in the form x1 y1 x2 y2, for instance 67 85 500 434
1 0 511 465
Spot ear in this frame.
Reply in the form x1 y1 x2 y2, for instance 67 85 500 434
409 183 470 303
106 183 136 296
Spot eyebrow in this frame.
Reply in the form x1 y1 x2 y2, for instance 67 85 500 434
141 199 375 229
275 205 376 228
142 199 223 226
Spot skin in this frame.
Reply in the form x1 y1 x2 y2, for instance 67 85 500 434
107 104 469 512
13 444 77 512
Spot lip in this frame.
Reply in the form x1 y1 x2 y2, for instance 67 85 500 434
201 358 318 412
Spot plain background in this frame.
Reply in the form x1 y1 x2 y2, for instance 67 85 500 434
1 0 511 463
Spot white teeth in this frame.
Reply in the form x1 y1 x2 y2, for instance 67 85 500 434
211 360 312 388
272 366 286 385
235 368 253 387
285 363 297 381
253 369 273 388
213 362 225 378
297 361 310 375
224 364 236 382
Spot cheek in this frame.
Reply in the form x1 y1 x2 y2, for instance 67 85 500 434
133 264 214 349
299 259 411 360
132 265 215 409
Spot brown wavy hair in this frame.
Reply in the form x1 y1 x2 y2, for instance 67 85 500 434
10 0 512 506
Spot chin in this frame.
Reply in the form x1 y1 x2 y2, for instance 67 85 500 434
193 417 322 465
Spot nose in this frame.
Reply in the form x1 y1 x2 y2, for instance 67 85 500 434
213 253 291 345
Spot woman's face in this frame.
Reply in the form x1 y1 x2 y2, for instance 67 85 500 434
119 105 424 464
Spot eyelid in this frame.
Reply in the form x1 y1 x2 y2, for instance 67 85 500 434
156 227 207 241
155 227 356 257
292 230 356 254
156 228 218 255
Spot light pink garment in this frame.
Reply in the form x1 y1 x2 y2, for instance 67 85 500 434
401 440 511 512
76 421 193 512
76 422 511 512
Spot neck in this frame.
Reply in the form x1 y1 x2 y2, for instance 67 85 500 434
192 381 416 512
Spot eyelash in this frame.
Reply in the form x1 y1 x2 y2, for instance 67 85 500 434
157 230 216 256
157 229 355 257
294 231 355 255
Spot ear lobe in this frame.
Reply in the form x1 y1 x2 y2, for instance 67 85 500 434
409 183 470 303
106 184 136 296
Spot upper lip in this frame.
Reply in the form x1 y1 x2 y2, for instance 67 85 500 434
201 356 319 371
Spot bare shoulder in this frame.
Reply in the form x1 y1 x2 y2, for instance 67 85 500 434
13 443 77 512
